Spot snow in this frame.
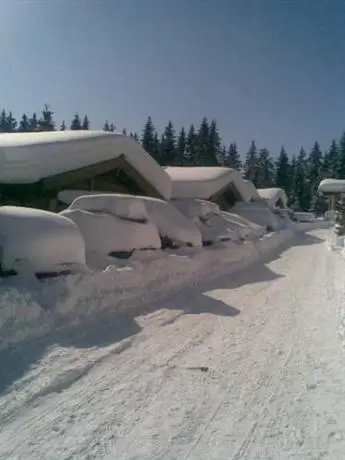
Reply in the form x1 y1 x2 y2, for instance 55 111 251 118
2 226 344 460
58 189 112 206
257 187 288 208
0 131 172 200
0 206 87 274
166 166 252 202
318 178 345 194
60 208 161 256
293 211 316 222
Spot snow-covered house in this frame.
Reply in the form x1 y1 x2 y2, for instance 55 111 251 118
256 187 288 209
165 166 252 210
0 131 172 209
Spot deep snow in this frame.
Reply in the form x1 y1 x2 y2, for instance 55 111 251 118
1 223 344 460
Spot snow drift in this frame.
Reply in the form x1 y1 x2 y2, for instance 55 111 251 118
0 206 86 275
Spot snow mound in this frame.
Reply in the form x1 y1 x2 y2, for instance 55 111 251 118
257 187 288 208
172 198 265 244
0 206 87 275
60 208 161 256
139 196 202 248
68 193 149 222
294 212 316 223
231 201 282 231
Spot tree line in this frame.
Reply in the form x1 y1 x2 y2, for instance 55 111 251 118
0 104 343 213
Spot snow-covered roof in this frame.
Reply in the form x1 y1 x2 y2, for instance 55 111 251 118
165 167 252 202
244 180 261 201
256 187 288 208
318 179 345 195
0 131 171 200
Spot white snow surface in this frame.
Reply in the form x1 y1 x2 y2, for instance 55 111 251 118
166 166 252 202
0 206 87 274
0 131 172 200
318 178 345 194
60 208 161 256
257 187 288 208
2 224 345 460
58 189 113 206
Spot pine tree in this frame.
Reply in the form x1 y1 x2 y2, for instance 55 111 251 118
82 115 90 130
18 114 30 132
327 139 339 178
291 147 311 211
103 120 110 132
185 124 197 165
334 194 345 236
109 122 116 132
176 126 186 165
244 141 259 185
337 133 345 179
225 142 241 170
6 111 17 132
307 141 323 206
29 113 38 132
122 128 127 136
141 116 160 162
257 148 274 187
38 104 55 131
209 119 221 165
275 147 291 195
0 110 7 132
195 117 218 165
70 113 82 130
60 120 66 131
160 121 176 165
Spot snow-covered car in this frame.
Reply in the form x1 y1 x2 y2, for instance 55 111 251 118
64 193 202 251
0 206 87 277
293 212 316 223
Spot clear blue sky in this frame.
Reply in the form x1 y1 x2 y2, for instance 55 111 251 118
1 0 345 156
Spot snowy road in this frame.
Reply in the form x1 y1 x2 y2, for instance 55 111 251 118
1 229 345 460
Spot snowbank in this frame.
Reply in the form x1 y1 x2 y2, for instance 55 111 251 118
166 166 252 202
60 208 161 256
0 206 86 275
318 178 345 195
0 131 172 200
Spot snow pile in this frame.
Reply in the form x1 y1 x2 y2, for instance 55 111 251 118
61 209 161 256
66 193 202 251
138 196 202 248
0 206 87 275
231 201 282 231
172 198 265 243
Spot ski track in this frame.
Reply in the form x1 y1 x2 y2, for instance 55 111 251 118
1 229 345 459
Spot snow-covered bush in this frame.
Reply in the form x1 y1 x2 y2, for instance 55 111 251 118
231 201 281 231
60 208 161 257
0 206 86 276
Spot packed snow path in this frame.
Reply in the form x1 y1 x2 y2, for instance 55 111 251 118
1 229 345 460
